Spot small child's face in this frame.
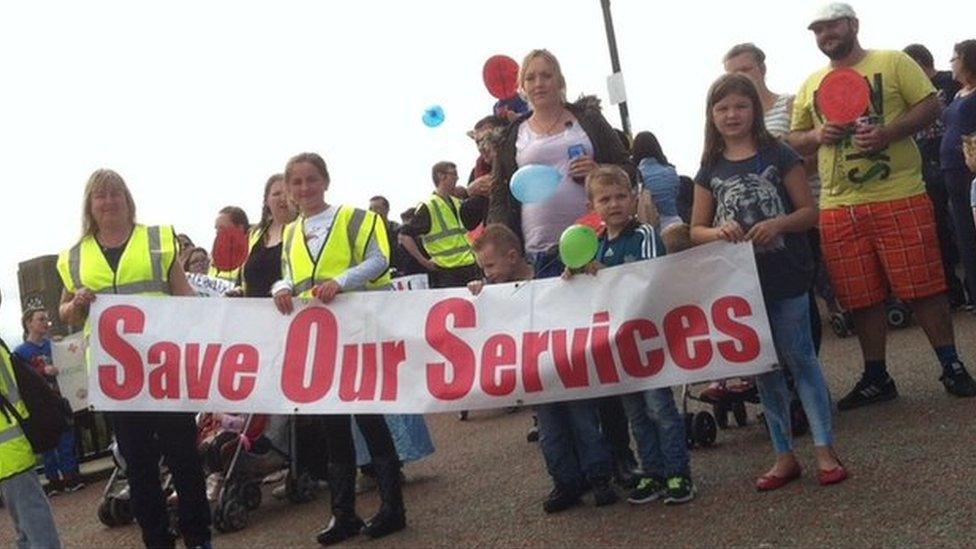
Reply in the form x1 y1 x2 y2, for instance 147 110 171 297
588 183 636 229
475 244 517 283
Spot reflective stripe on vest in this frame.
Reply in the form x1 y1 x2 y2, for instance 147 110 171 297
284 206 390 297
58 225 174 295
0 347 29 453
420 194 474 269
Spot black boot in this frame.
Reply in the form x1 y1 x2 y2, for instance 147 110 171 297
362 456 406 539
316 464 364 546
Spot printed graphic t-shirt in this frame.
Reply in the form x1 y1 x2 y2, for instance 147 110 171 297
791 50 935 208
694 142 813 301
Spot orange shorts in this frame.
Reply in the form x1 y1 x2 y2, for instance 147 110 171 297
819 193 946 310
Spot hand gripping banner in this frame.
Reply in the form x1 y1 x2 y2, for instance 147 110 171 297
87 242 778 414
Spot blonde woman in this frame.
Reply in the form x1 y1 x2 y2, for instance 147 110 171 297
57 169 210 549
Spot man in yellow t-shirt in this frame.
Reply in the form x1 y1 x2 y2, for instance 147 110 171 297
788 2 976 409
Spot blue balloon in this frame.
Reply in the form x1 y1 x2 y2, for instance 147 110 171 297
422 105 445 127
510 164 561 204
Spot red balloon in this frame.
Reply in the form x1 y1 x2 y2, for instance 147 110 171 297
483 55 520 100
211 227 249 271
575 211 605 234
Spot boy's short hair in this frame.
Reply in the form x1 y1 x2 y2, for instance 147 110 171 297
661 223 694 253
585 165 633 199
473 223 522 255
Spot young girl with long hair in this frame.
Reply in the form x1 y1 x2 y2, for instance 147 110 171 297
690 73 848 490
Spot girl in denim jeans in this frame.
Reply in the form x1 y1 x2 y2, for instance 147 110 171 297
691 73 848 491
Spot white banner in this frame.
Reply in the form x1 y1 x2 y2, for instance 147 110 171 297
52 332 89 412
87 242 777 414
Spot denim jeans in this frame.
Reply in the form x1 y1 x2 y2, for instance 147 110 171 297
43 428 79 481
621 387 690 479
0 470 62 549
529 249 613 487
946 169 976 302
534 399 614 487
756 293 834 453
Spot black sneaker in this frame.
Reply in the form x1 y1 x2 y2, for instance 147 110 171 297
457 411 469 421
837 375 898 411
663 475 695 505
590 477 618 507
542 485 581 514
526 426 539 443
940 362 976 397
627 476 666 505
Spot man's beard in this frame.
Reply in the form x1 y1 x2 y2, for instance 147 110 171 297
820 34 856 60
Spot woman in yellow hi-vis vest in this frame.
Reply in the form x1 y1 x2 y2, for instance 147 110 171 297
57 169 211 549
0 292 62 548
271 152 405 546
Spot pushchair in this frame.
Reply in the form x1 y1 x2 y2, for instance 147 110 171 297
204 414 318 533
97 441 174 528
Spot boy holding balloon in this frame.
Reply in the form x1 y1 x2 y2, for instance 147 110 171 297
564 165 695 505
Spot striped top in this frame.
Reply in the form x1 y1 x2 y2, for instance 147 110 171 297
764 94 793 139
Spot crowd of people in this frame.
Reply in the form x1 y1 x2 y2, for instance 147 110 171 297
2 2 976 548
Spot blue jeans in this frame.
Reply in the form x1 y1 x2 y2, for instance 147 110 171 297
621 388 690 479
42 429 79 481
534 399 614 487
756 293 834 453
0 470 62 549
529 249 613 487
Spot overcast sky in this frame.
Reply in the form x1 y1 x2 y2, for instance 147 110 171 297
0 0 969 343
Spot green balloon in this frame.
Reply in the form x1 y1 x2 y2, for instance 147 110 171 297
559 224 599 269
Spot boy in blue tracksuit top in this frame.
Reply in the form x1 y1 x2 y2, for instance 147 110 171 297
565 165 695 505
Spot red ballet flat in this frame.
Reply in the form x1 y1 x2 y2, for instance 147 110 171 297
818 465 849 486
755 466 802 492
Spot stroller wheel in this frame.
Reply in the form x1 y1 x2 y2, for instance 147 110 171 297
732 400 748 427
285 471 318 504
713 401 730 430
109 496 134 525
693 412 717 447
683 413 695 449
215 494 248 533
829 312 851 337
790 399 809 437
242 483 262 511
886 302 911 329
98 498 118 527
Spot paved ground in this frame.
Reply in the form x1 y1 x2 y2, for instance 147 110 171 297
3 311 976 548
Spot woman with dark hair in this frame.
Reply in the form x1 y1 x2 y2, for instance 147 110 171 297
942 39 976 308
210 205 251 282
632 131 681 229
241 174 297 297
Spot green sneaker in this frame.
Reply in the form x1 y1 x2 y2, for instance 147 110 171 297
626 477 666 505
663 475 695 505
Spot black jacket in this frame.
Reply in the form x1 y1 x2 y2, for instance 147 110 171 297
487 95 634 244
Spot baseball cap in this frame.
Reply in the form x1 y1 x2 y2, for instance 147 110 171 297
808 2 857 29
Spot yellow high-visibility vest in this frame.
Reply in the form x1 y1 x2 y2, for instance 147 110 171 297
57 224 177 296
0 343 38 482
419 194 475 269
282 206 391 297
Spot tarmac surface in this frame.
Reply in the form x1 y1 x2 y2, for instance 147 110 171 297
3 311 976 547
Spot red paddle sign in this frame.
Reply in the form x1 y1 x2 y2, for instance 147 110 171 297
482 55 519 100
211 227 249 271
816 68 871 125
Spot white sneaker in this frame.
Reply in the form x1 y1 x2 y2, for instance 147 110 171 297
272 483 287 500
262 469 288 484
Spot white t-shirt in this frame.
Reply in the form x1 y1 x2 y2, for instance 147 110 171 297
516 121 593 253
